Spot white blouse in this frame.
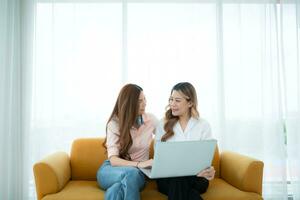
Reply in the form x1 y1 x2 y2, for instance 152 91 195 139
155 117 213 142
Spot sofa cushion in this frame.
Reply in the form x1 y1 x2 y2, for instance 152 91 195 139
42 181 104 200
41 178 263 200
42 180 166 200
202 178 263 200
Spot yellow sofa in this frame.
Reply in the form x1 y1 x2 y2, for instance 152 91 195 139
33 138 264 200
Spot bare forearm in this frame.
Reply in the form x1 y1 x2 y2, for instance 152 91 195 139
109 156 138 167
109 156 153 168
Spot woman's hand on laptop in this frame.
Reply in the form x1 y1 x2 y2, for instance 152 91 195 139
138 159 153 169
197 166 215 180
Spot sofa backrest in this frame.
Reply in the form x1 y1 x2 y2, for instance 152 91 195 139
70 137 220 180
70 138 106 180
212 145 220 177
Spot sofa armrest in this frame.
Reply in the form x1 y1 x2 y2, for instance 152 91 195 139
220 151 264 195
33 152 71 200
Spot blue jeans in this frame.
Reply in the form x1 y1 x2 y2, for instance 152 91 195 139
97 160 146 200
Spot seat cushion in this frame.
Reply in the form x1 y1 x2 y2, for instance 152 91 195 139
42 180 166 200
42 179 262 200
42 181 104 200
202 178 263 200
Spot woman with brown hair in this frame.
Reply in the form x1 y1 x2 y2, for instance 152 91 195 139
155 82 215 200
96 83 157 200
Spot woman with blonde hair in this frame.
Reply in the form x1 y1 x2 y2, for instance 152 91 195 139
155 82 215 200
97 83 157 200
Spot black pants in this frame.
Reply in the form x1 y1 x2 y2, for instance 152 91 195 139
156 176 209 200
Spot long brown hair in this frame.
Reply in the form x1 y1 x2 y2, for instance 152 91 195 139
161 82 199 141
103 84 143 160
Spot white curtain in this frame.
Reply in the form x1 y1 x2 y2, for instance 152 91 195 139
218 2 291 199
1 0 299 199
0 0 22 199
281 0 300 199
0 0 35 199
29 2 125 199
126 2 289 198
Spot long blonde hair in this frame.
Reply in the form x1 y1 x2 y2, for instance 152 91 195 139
161 82 199 142
103 84 143 160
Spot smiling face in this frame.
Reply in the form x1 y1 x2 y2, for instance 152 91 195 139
168 90 192 118
138 91 147 115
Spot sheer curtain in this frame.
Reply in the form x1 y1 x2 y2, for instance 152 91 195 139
219 2 287 199
28 2 124 198
31 2 123 156
126 1 288 199
0 0 35 199
281 0 300 199
0 0 23 199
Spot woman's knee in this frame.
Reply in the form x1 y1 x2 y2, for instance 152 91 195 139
96 160 112 189
127 168 144 178
97 164 145 191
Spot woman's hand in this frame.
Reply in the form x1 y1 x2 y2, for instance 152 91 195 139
137 159 153 169
197 166 215 180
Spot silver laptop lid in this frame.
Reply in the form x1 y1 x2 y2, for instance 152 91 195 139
148 139 217 179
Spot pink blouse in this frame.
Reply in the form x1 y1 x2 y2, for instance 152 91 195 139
106 113 158 161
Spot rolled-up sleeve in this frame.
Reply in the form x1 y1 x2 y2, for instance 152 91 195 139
106 120 120 158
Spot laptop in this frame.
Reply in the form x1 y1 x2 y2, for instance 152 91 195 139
140 139 217 179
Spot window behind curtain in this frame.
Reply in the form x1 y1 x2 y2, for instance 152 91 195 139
34 2 123 156
127 3 217 118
